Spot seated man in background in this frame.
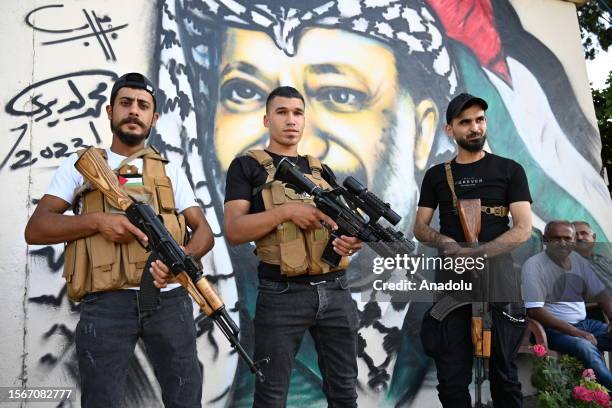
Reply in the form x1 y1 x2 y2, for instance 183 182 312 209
573 220 612 293
522 220 612 389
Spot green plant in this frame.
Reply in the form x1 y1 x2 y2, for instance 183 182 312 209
530 344 610 407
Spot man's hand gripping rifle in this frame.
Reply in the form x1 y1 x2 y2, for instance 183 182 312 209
75 147 268 382
274 158 415 265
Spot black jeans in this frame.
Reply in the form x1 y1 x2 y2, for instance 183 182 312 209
75 287 202 408
420 304 527 408
253 276 359 408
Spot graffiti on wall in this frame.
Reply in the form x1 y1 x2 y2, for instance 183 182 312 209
3 71 113 173
26 4 128 60
4 0 610 407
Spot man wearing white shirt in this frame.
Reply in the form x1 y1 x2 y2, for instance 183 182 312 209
522 220 612 389
24 73 214 408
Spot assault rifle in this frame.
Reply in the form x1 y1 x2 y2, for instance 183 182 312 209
277 159 492 404
75 147 268 382
274 158 415 264
457 199 491 408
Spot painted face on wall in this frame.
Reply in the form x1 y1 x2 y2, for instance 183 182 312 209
214 27 437 190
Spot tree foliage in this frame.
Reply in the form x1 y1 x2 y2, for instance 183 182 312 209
592 72 612 187
578 0 611 60
578 1 611 191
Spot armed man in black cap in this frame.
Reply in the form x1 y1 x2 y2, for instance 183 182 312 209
414 93 533 408
25 72 214 408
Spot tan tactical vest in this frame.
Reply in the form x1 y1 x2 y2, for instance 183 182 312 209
247 150 349 277
63 146 186 302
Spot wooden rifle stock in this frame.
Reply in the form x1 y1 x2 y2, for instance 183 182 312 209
75 147 225 318
457 199 481 245
457 199 491 359
74 148 132 212
174 272 224 317
75 147 269 381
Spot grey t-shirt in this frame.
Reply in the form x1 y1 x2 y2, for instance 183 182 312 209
522 251 605 324
587 253 612 294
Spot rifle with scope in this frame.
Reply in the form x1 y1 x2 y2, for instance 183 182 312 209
274 157 415 264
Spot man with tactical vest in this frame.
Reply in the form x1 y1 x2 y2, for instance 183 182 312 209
24 72 214 408
223 86 362 407
414 93 533 408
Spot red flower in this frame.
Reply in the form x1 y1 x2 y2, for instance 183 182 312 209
532 344 547 357
594 389 610 407
583 368 597 381
573 385 594 402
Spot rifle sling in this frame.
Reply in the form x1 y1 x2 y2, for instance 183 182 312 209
444 161 509 217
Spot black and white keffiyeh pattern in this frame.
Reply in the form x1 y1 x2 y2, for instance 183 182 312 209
152 1 459 401
181 0 457 94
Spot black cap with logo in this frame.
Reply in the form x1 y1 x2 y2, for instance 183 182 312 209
445 93 488 124
110 72 156 110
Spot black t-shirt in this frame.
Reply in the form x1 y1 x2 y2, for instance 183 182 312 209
417 152 532 243
224 150 343 282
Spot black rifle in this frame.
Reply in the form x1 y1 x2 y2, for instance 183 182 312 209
126 202 269 382
274 158 415 263
275 159 471 312
74 147 268 382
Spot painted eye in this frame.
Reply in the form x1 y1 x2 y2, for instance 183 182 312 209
220 79 265 112
314 87 368 112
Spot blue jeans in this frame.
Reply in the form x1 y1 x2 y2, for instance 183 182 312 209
75 287 202 408
547 319 612 389
253 276 359 408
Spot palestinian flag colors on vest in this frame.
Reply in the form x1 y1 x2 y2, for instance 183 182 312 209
118 175 143 187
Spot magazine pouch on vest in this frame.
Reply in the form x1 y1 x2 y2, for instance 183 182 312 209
63 147 186 302
246 150 349 277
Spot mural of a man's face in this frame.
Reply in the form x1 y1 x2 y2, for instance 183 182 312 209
214 27 438 193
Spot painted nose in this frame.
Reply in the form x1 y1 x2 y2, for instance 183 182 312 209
299 121 328 159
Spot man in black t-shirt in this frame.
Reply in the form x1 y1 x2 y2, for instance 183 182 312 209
414 93 533 408
224 86 362 408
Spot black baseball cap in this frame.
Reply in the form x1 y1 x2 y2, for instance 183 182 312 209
110 72 156 109
446 93 488 124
